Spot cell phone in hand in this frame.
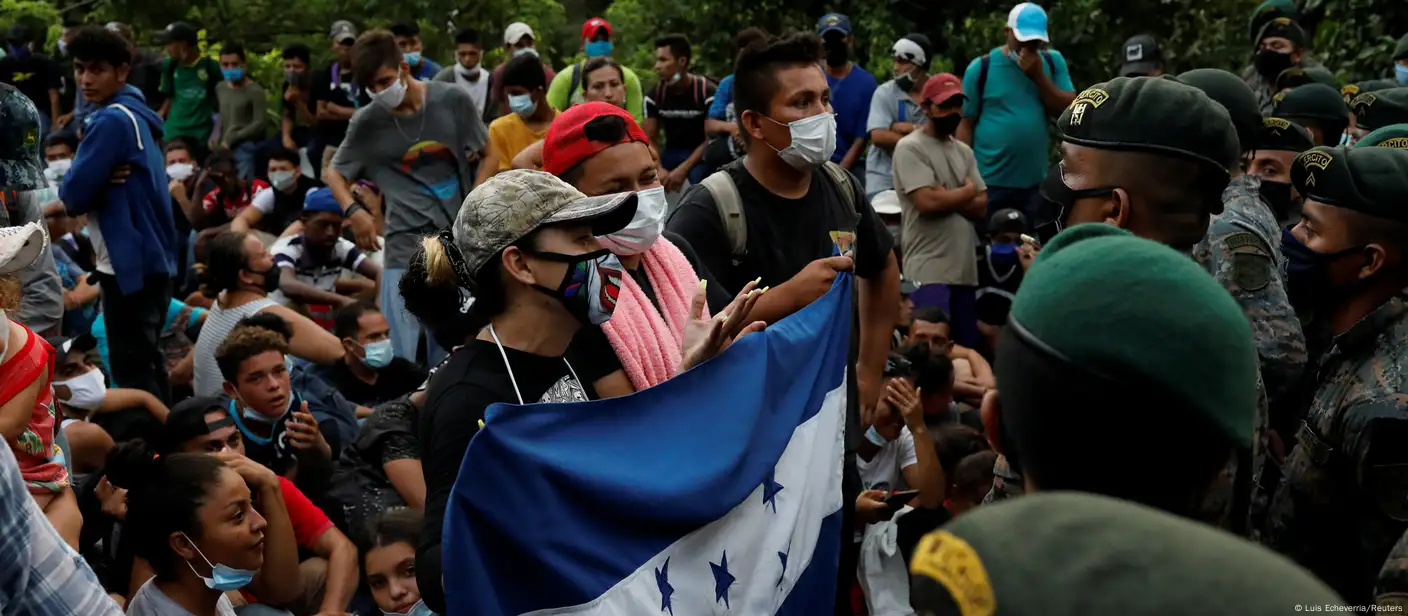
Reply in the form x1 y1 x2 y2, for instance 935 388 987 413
883 490 920 508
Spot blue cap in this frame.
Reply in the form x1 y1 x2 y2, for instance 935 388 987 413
303 187 344 215
817 13 852 36
1007 3 1050 43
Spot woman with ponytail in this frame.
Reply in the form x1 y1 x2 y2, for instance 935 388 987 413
190 230 343 397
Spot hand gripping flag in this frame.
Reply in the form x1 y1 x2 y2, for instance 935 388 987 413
443 273 854 615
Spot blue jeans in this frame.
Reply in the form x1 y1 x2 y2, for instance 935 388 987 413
233 141 260 180
381 267 446 366
985 185 1042 225
661 148 707 185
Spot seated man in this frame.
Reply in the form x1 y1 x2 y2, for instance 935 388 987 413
312 302 426 407
906 306 994 405
47 335 168 467
215 321 340 502
232 146 323 237
270 188 382 320
160 396 360 616
200 149 272 239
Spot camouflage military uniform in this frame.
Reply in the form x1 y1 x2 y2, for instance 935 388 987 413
0 83 62 335
1261 295 1408 605
981 453 1024 505
1241 57 1324 115
0 83 46 199
1377 527 1408 609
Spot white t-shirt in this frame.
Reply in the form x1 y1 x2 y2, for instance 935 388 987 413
855 426 918 494
248 185 318 216
126 578 237 616
454 66 490 117
270 234 366 293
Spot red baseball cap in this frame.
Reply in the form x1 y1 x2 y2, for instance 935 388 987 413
582 17 612 39
921 73 965 113
543 102 650 176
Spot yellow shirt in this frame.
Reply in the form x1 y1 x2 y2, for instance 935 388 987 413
488 111 556 172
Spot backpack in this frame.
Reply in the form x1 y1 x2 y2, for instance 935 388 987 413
699 160 862 266
971 50 1056 121
651 75 710 112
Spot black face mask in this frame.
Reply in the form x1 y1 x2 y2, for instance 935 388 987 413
824 41 849 68
1037 164 1116 233
895 72 915 93
1281 226 1366 313
930 114 962 137
1256 178 1297 222
246 264 282 294
1254 49 1295 79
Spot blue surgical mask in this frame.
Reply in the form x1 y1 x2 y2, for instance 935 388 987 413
180 533 257 592
362 339 394 369
382 600 436 616
508 93 537 118
404 51 422 66
585 40 613 57
222 68 244 82
1396 64 1408 85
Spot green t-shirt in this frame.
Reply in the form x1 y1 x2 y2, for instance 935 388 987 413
159 56 222 142
546 62 644 126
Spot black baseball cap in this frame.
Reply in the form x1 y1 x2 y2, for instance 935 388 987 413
157 22 199 46
44 334 97 359
159 396 230 454
1120 34 1163 77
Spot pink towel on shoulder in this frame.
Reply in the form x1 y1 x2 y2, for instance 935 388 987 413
601 236 708 390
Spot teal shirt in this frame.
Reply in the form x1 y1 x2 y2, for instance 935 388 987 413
961 47 1074 189
93 299 206 383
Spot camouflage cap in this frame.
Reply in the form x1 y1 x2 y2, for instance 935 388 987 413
1275 66 1338 91
1175 69 1262 154
1274 83 1351 124
452 170 637 276
1059 77 1240 175
1342 79 1398 105
0 84 44 192
1357 124 1408 150
1011 224 1258 445
1257 117 1315 153
1248 0 1299 44
1351 87 1408 132
1292 145 1408 223
910 492 1347 616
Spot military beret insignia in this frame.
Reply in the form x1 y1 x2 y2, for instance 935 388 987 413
1264 117 1291 130
1341 84 1361 102
912 531 996 616
1352 92 1378 112
1297 150 1333 170
1380 138 1408 149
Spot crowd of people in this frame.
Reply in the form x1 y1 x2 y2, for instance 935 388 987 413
2 0 1408 613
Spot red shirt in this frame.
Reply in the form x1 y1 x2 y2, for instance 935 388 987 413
202 179 270 222
278 476 333 548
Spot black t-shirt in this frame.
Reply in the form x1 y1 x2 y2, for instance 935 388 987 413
416 338 597 613
973 243 1024 326
646 75 716 153
261 175 322 235
311 63 360 146
281 81 316 123
0 53 61 115
310 357 427 407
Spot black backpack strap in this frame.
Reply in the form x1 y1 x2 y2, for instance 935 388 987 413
1041 50 1055 77
975 53 992 123
569 63 583 98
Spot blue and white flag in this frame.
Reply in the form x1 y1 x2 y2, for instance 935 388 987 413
443 274 854 615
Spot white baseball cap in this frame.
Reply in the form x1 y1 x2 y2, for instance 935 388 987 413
0 222 48 276
1007 3 1050 43
871 190 901 215
504 22 534 46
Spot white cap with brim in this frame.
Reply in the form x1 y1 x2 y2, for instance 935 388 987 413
504 22 534 46
871 190 901 216
0 222 47 276
1007 3 1050 43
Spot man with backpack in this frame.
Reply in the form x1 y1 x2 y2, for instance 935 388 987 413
957 2 1075 221
546 17 644 124
155 22 222 160
645 33 715 192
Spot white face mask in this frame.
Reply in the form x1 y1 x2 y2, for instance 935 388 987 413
598 186 667 256
46 158 72 181
55 367 107 411
763 112 837 171
269 170 296 191
372 72 408 110
166 162 195 181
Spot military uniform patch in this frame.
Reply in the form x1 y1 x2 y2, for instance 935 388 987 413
1226 232 1272 291
1297 150 1332 170
1341 84 1361 104
911 531 996 616
1072 88 1110 108
1272 90 1288 107
1264 117 1291 131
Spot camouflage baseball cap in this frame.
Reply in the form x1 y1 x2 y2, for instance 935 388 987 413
0 84 44 193
453 170 637 276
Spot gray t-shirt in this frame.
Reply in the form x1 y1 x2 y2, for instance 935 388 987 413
126 578 238 616
864 79 925 195
192 297 278 397
892 131 983 286
333 81 488 269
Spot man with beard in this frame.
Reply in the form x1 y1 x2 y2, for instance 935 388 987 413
1243 14 1322 114
817 13 876 175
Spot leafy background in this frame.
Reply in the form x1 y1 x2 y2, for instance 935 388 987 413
2 0 1405 114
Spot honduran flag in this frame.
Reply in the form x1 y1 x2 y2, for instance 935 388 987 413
442 274 854 615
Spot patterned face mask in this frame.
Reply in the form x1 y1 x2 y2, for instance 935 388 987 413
525 248 623 325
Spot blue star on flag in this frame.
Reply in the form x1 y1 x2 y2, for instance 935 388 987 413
711 550 736 608
762 469 784 513
655 557 674 615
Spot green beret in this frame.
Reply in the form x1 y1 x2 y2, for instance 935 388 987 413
1273 83 1351 123
910 493 1348 616
1177 69 1262 154
1059 77 1240 175
1357 124 1408 150
1292 145 1408 223
1258 117 1315 152
1248 0 1300 44
1395 33 1408 62
1011 224 1258 445
1275 66 1338 91
1351 87 1408 132
1256 16 1307 48
1342 79 1398 105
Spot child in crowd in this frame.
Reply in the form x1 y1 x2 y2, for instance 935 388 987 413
974 208 1028 337
269 188 382 321
0 223 80 548
201 149 272 239
362 508 436 616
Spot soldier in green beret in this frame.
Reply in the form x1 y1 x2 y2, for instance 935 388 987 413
1245 16 1320 114
910 492 1347 616
1274 83 1351 146
1276 65 1338 93
1249 117 1315 224
1260 145 1408 606
978 224 1261 519
1342 79 1398 106
1350 88 1408 143
1357 123 1408 150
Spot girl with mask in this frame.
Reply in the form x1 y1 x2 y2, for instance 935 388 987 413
362 508 436 616
401 170 761 612
109 441 287 616
190 231 344 397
